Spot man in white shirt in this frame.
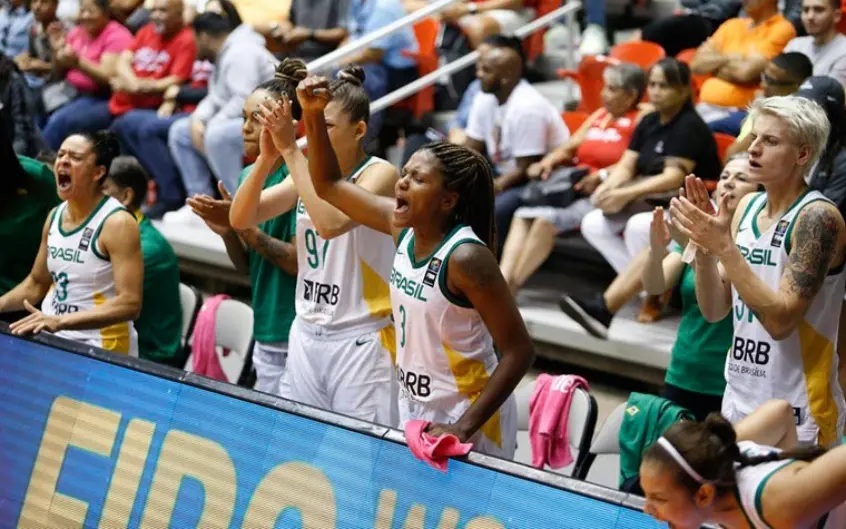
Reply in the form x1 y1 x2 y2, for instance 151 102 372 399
463 35 569 251
785 0 846 86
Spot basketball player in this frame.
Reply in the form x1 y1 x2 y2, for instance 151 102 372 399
640 400 846 529
670 95 846 446
0 131 143 356
269 73 535 458
230 66 399 426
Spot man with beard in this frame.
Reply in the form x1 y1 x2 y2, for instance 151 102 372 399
785 0 846 86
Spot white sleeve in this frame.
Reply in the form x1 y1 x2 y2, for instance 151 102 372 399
509 109 555 159
465 96 489 142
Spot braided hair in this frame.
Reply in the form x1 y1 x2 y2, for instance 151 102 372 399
423 141 497 256
642 412 827 494
256 58 308 120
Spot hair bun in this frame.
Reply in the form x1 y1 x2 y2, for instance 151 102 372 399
94 130 121 160
703 413 738 450
274 58 308 84
337 66 365 87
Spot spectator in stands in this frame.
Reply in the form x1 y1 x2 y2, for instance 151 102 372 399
38 0 133 149
264 0 348 62
0 0 33 59
164 11 274 219
14 0 59 105
343 0 417 103
579 59 719 277
102 156 184 367
578 0 690 57
709 51 812 136
641 0 742 58
499 63 648 293
0 122 58 324
404 0 534 49
463 35 569 251
0 52 41 156
189 60 305 395
803 77 846 212
672 95 846 446
785 0 846 86
44 0 196 149
0 130 143 356
691 0 796 124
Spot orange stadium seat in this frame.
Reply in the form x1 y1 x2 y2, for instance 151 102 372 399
397 17 440 119
609 41 666 69
558 55 620 113
714 132 735 162
676 48 709 102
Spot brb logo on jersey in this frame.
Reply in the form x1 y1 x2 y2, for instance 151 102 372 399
303 279 340 306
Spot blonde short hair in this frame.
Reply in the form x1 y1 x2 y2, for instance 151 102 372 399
747 95 830 175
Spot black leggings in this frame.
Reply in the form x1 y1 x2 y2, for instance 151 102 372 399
661 382 724 422
641 14 715 58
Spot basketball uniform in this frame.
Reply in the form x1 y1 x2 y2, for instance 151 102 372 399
281 156 397 425
724 191 846 446
390 225 517 459
733 441 846 528
41 196 138 356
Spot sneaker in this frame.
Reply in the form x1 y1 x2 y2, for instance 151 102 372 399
579 24 609 57
559 293 613 339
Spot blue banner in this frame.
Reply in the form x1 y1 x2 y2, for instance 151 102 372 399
0 332 663 529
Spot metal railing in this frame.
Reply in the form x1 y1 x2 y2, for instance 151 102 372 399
306 0 461 73
297 1 582 149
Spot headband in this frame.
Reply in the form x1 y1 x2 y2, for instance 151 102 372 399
657 437 707 484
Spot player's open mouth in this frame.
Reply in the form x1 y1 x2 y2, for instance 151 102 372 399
749 159 762 170
395 197 409 213
56 170 72 191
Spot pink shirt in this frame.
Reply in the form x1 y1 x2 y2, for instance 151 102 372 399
65 21 133 94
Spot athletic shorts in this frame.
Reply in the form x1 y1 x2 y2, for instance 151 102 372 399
252 340 288 395
280 317 397 427
399 393 517 460
461 8 535 36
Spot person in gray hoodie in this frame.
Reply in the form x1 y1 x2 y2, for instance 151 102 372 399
167 12 276 204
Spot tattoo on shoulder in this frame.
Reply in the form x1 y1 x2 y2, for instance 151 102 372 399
786 206 841 300
453 244 499 292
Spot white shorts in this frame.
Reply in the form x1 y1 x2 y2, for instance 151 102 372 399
252 340 288 395
280 317 397 427
399 394 517 460
461 8 535 36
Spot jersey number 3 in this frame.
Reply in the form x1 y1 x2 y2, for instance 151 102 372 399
399 305 407 347
51 272 69 302
304 228 330 270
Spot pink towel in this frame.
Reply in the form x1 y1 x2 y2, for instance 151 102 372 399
191 294 231 381
404 420 473 472
529 374 590 469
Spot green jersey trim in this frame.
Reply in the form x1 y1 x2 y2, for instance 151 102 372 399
57 195 109 237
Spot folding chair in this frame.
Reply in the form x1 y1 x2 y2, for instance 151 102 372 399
184 299 255 387
574 402 626 489
515 378 599 475
178 283 202 349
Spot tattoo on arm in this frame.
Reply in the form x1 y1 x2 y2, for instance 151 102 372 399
785 206 840 301
451 244 498 295
237 228 298 276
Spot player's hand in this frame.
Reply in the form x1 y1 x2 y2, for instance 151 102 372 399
649 207 670 252
10 300 64 335
187 183 233 235
670 175 733 258
426 421 471 443
296 75 333 113
257 94 298 153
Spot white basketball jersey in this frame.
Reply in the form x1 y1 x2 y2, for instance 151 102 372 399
726 191 846 446
734 441 846 529
295 156 395 332
391 225 504 445
42 197 138 356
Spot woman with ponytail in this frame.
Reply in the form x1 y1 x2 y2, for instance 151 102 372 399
0 130 143 356
280 72 535 458
229 65 399 425
640 400 846 529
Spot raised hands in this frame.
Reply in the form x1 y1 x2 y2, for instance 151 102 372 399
187 181 234 236
649 207 670 252
669 175 732 258
256 94 298 154
296 75 333 113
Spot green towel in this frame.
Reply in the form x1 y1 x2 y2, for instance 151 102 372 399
619 392 694 487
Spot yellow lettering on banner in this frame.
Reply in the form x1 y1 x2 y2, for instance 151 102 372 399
140 430 236 529
19 397 120 529
465 516 504 529
373 492 459 529
242 462 336 529
100 419 155 528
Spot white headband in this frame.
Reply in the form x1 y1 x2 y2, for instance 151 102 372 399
657 437 707 484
